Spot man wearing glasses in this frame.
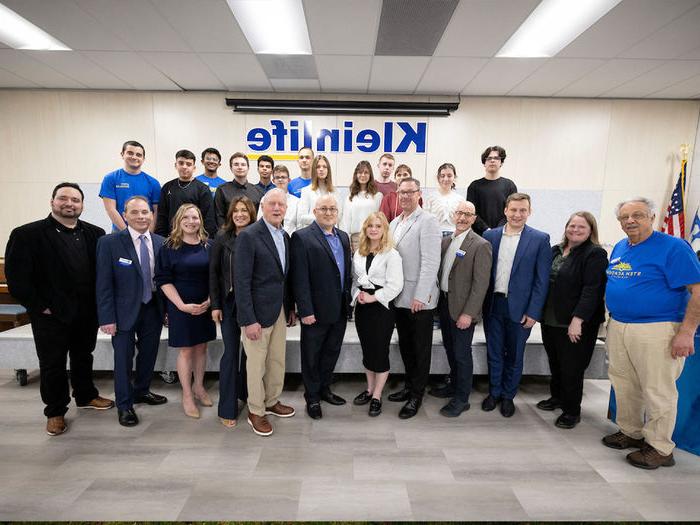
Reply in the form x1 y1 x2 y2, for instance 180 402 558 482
467 146 517 236
290 195 352 419
603 197 700 469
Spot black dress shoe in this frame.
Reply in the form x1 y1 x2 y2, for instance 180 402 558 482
118 408 139 427
398 397 422 419
307 402 322 419
481 395 499 412
440 400 470 418
134 391 168 405
536 397 561 411
388 387 410 402
428 384 455 399
321 391 346 406
368 398 382 417
353 390 372 406
500 398 515 417
555 413 580 429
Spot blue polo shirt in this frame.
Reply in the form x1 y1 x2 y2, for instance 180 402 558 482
606 231 700 323
99 168 161 230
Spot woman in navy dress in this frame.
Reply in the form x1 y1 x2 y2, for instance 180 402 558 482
155 203 216 419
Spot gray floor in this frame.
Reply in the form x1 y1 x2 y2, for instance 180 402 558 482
1 369 700 521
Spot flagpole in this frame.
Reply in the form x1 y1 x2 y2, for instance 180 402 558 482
681 143 689 217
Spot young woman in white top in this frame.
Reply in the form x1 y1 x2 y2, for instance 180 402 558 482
340 160 383 252
425 163 466 237
351 212 404 417
298 155 339 228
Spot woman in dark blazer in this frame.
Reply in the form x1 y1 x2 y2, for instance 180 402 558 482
537 211 608 429
210 196 257 428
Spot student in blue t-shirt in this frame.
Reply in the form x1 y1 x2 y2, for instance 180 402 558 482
287 147 314 198
603 197 700 470
99 140 161 231
195 147 227 199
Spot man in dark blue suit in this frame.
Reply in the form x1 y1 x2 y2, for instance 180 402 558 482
291 194 352 419
481 193 551 417
96 196 167 427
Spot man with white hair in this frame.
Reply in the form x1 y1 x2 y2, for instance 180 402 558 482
603 197 700 469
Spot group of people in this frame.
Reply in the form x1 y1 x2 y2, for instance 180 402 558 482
4 140 699 472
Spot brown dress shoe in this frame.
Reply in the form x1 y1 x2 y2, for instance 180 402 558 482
602 431 645 450
627 444 675 469
77 396 115 410
265 402 295 418
46 416 67 436
247 414 273 436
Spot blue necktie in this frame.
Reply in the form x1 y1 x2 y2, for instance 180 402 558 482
139 234 153 303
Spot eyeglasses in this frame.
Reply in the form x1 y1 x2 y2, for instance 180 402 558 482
398 190 420 196
273 176 289 182
317 207 338 214
454 211 475 218
617 212 649 222
485 156 501 162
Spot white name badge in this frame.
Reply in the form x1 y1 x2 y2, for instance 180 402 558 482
118 257 133 266
456 249 466 258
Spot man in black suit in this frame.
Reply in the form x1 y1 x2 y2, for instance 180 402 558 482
5 183 115 436
96 196 168 427
291 194 352 419
235 188 297 436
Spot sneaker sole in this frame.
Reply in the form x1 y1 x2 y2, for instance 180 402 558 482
264 409 296 418
46 426 68 436
77 404 114 410
247 417 273 436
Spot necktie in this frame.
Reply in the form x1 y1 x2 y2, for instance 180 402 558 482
139 234 153 303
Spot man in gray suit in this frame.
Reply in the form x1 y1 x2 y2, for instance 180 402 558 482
434 200 492 417
388 177 442 418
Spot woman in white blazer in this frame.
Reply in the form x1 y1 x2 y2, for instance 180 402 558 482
340 160 383 252
297 155 340 228
351 212 403 416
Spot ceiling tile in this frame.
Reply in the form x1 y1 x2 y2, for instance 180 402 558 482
304 0 381 55
81 51 181 90
140 52 226 90
257 55 318 79
648 73 700 98
75 0 192 52
25 51 131 89
603 60 700 97
368 56 430 93
315 55 371 93
198 53 272 91
559 0 700 58
269 78 321 92
434 0 539 57
619 4 700 59
556 59 664 97
0 49 84 88
0 67 39 88
461 58 545 96
415 57 488 94
150 0 251 53
509 59 606 97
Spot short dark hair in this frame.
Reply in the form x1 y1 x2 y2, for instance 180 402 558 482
230 152 249 168
398 177 421 190
52 182 84 201
273 165 290 176
201 147 221 162
257 155 274 168
124 195 151 211
121 140 145 155
481 145 506 165
175 149 196 162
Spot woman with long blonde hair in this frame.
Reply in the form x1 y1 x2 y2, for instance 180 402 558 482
298 155 341 227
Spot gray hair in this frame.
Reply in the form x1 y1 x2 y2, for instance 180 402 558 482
614 197 656 218
261 187 287 205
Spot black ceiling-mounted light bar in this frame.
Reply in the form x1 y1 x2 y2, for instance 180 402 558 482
225 98 459 117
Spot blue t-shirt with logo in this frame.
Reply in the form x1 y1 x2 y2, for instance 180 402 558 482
606 231 700 323
99 168 161 229
287 176 311 199
196 174 227 198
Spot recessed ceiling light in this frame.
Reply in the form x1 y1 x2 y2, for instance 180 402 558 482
226 0 311 55
0 2 70 51
496 0 621 58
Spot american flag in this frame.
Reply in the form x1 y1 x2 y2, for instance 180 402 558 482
661 160 686 239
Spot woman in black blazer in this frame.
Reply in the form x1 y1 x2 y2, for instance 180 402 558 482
537 211 608 429
210 196 256 428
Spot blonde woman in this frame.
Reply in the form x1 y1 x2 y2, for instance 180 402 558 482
425 163 466 236
341 160 383 252
155 204 216 419
298 155 340 227
351 212 403 416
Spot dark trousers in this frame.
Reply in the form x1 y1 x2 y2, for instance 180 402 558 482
541 322 600 416
394 306 434 399
438 294 475 404
484 294 532 400
112 300 162 411
300 317 347 403
29 311 100 417
218 295 247 419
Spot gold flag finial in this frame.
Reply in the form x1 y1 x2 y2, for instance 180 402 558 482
680 143 690 162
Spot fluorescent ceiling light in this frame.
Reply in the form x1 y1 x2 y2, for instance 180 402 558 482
496 0 621 58
0 2 70 50
227 0 311 55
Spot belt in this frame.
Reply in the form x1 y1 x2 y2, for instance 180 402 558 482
493 292 507 298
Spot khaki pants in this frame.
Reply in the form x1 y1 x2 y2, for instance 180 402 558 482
606 318 684 455
241 308 287 416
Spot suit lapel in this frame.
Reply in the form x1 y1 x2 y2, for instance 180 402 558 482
393 209 420 246
119 229 143 279
511 225 532 275
311 222 338 266
450 230 476 275
258 219 284 275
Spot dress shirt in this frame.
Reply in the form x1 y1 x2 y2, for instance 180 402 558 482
128 226 155 290
440 229 469 292
494 227 522 294
263 218 286 272
320 224 345 289
393 207 419 243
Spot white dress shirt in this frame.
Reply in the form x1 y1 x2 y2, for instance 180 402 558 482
494 227 522 294
440 229 469 292
127 226 155 288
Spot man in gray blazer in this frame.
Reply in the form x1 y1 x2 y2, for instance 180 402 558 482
434 201 492 417
388 177 442 418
